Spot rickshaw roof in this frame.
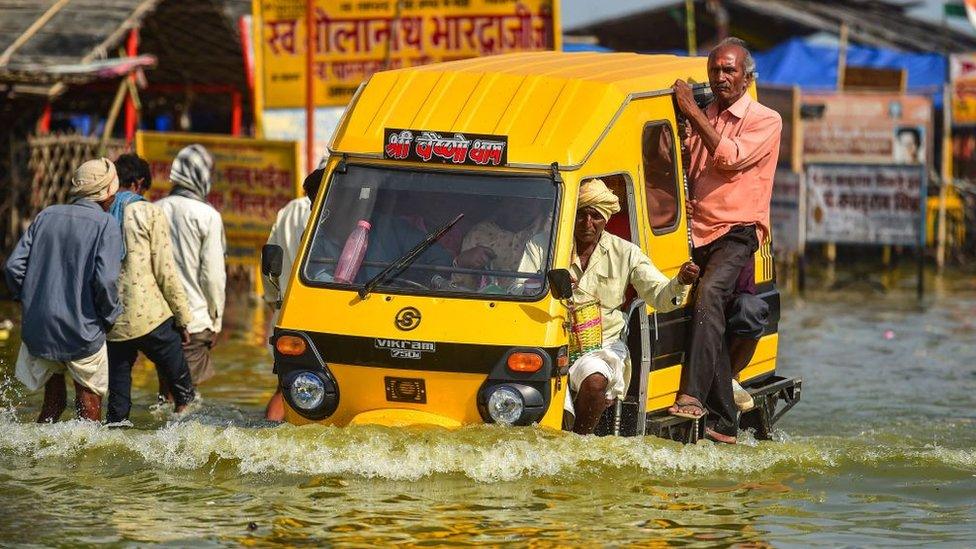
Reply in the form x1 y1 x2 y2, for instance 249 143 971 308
330 52 708 169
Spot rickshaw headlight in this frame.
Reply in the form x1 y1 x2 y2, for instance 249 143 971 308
487 385 524 425
289 372 325 410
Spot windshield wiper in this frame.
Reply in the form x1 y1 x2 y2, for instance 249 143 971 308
358 213 464 298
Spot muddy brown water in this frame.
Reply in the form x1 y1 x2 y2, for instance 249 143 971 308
0 281 974 546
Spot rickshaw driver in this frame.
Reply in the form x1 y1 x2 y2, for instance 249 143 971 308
669 37 782 444
452 197 546 290
536 179 700 435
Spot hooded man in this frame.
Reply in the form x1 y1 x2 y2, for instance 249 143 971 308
5 158 123 422
516 179 699 434
155 145 226 391
105 154 196 423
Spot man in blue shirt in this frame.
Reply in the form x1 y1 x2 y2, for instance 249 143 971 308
5 158 123 422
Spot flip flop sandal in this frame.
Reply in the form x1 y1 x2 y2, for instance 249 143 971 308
669 397 706 420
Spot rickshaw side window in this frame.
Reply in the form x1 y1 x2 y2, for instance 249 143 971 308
594 174 633 243
641 122 680 234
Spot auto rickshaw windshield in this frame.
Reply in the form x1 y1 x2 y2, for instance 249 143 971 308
301 164 558 298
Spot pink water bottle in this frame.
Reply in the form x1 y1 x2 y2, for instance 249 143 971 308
334 220 371 283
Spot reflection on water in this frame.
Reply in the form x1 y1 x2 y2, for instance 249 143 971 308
0 279 975 546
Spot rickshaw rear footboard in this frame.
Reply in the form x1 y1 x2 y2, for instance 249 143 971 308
740 375 802 439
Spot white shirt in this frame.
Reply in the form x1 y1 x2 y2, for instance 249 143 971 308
517 231 688 343
155 195 226 334
263 197 311 305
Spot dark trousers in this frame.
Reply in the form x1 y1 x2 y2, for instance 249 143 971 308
683 225 759 437
107 317 195 422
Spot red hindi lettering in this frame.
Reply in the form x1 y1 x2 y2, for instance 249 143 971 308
334 18 368 53
266 19 298 55
385 130 413 159
433 134 471 163
415 134 435 161
468 139 504 165
502 4 533 49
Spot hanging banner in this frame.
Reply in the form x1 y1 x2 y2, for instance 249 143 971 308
800 93 932 165
805 164 925 246
254 0 560 109
950 53 976 126
136 131 301 260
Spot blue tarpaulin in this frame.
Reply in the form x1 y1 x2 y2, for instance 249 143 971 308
752 38 947 106
563 42 613 53
562 36 949 106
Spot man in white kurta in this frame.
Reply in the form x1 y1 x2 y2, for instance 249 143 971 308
262 168 325 420
518 178 699 434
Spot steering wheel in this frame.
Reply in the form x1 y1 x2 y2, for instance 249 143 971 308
387 278 429 290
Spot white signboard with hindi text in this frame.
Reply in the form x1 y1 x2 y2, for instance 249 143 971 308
805 164 925 246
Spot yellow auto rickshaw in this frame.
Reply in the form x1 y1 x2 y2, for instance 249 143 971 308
262 52 800 442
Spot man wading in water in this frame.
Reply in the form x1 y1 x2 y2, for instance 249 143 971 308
105 154 196 422
669 37 782 444
5 159 123 421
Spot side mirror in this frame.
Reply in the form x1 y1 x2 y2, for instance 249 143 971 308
546 269 573 300
261 244 284 278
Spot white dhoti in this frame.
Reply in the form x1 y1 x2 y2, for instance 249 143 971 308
564 340 630 419
15 343 109 396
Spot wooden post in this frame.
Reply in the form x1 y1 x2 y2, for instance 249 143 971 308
825 242 836 288
837 23 848 90
685 0 697 56
124 28 139 145
305 0 316 173
937 82 952 271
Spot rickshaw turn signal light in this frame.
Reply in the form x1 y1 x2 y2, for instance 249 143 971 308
507 352 544 373
276 335 307 356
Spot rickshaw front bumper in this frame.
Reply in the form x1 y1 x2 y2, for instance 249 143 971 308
348 408 462 428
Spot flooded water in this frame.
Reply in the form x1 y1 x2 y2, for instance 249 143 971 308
1 279 975 546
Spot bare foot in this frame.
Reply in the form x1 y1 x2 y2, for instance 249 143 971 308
705 427 737 444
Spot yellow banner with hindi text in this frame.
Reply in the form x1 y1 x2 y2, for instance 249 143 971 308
254 0 560 109
136 131 301 262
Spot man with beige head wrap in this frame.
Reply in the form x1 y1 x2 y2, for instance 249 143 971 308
518 178 699 434
5 158 123 422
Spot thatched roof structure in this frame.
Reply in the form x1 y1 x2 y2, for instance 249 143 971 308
0 0 248 96
0 0 252 257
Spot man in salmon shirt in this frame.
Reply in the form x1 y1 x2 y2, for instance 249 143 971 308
669 37 782 444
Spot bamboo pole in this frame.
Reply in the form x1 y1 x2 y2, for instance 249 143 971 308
837 22 849 89
100 78 130 157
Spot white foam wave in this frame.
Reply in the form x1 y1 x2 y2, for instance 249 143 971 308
1 414 973 483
